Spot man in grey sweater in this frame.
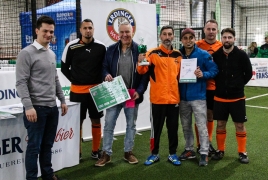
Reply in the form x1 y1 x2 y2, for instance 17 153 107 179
16 15 67 180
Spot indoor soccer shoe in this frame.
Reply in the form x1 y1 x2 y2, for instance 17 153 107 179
208 144 216 157
211 150 224 160
199 154 208 166
179 150 196 160
239 152 249 164
91 149 102 159
144 154 159 166
168 154 181 166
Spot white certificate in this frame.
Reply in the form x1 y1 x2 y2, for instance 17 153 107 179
90 76 130 112
179 58 197 83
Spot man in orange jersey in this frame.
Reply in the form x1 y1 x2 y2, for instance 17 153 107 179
195 19 222 156
137 25 182 166
211 28 252 164
61 19 106 160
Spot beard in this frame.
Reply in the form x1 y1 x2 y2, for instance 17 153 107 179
162 39 172 46
223 43 233 49
84 36 92 39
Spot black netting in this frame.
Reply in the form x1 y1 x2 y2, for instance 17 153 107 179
0 0 267 64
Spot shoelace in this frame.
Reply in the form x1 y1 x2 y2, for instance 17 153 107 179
169 155 179 162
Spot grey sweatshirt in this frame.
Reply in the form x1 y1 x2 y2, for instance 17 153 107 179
16 40 65 110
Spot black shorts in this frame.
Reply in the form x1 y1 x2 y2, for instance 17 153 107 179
206 90 215 110
80 94 103 126
213 99 247 123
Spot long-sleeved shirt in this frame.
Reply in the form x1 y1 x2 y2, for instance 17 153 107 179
16 40 65 110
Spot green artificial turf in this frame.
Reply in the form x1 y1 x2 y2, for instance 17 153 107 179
41 86 268 180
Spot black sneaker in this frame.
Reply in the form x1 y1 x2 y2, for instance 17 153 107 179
91 149 102 159
211 150 224 160
239 152 249 164
208 144 216 157
199 154 208 166
179 150 196 160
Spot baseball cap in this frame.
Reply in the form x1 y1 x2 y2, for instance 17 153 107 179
181 28 195 39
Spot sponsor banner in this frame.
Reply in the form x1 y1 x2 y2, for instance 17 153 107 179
0 71 20 106
247 58 268 87
0 69 70 106
0 102 80 180
0 70 151 147
19 0 76 66
81 0 157 48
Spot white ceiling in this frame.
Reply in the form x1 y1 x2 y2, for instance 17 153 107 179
234 0 268 8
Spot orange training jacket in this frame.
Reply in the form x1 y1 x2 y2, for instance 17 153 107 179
137 44 182 104
196 39 222 90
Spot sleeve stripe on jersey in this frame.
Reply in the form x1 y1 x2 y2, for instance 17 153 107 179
61 38 80 63
94 39 106 47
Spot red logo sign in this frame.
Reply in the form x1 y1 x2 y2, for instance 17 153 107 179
106 8 136 42
55 128 74 142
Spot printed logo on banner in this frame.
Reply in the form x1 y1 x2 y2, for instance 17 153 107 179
0 137 23 155
56 12 74 21
0 89 20 101
62 86 70 96
0 137 24 169
24 128 74 143
54 128 74 142
255 62 268 79
106 8 136 42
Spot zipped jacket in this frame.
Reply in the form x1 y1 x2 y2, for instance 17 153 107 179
137 44 182 104
102 40 149 104
212 46 252 99
179 44 218 101
61 38 106 102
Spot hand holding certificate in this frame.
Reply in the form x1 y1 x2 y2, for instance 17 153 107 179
179 58 197 83
90 76 131 112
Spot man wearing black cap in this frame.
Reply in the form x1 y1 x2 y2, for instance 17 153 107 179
178 28 218 166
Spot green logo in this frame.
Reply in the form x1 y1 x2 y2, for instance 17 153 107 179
62 86 70 96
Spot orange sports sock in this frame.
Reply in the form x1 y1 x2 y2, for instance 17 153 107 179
207 121 214 142
195 124 200 147
236 131 247 153
92 124 101 152
216 129 226 151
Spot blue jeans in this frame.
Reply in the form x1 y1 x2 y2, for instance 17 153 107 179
23 105 59 180
102 102 139 156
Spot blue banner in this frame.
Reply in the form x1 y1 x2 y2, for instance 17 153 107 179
19 0 76 66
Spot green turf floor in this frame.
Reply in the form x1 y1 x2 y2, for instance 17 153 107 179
42 86 268 180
